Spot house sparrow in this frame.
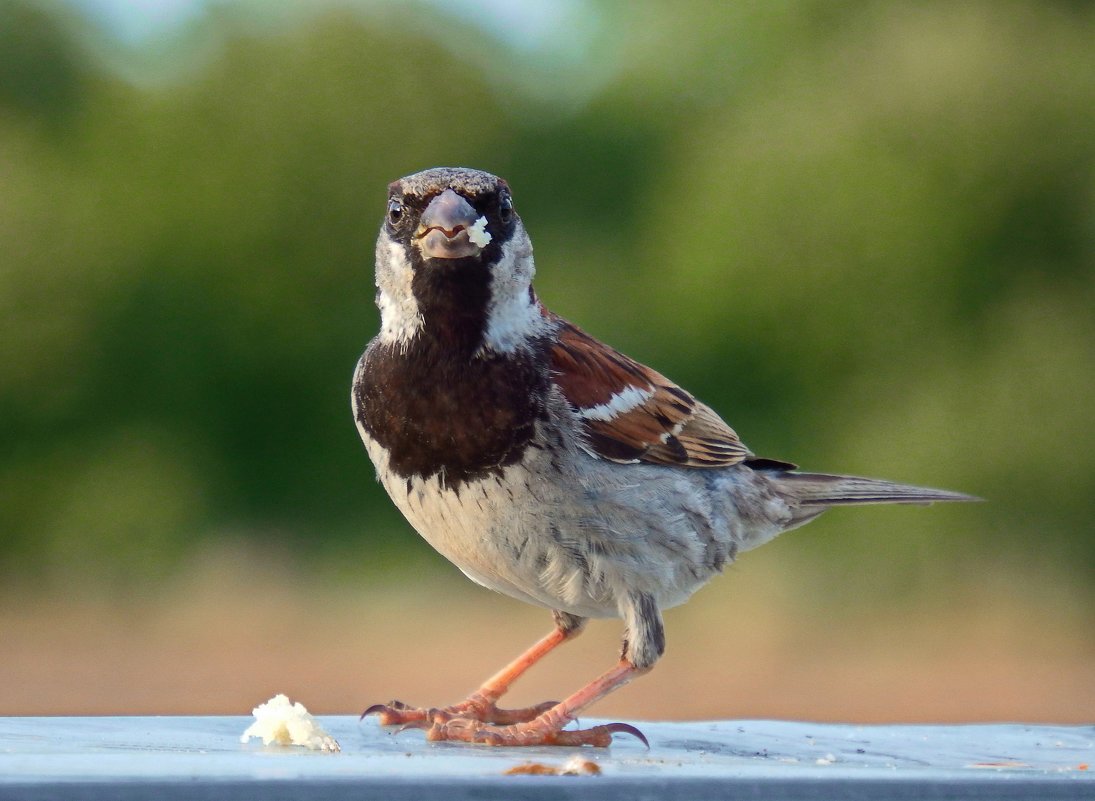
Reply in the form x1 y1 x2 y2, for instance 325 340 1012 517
352 167 975 747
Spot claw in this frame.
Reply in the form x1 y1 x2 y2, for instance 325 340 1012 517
603 721 649 748
360 701 429 726
360 703 389 721
473 728 504 746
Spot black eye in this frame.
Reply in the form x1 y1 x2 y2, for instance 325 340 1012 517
387 198 404 225
498 194 514 224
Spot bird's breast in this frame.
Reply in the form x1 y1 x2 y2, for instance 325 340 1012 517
352 340 549 491
356 425 593 612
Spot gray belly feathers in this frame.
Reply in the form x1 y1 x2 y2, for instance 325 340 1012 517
356 390 789 620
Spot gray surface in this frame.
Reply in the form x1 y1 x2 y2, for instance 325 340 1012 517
0 716 1092 800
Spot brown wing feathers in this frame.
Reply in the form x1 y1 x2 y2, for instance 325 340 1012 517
549 318 750 468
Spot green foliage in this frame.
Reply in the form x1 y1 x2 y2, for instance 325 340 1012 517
0 0 1092 597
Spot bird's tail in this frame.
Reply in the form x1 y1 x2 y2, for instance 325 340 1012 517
774 472 978 507
761 469 979 529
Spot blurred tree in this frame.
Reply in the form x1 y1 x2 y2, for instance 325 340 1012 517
0 0 1091 602
0 0 87 127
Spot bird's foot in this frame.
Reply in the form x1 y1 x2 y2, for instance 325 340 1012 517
362 693 557 727
415 713 648 748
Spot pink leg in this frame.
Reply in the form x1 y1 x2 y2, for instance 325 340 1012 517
363 616 584 726
423 660 650 747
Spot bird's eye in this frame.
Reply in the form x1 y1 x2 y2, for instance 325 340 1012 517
498 194 514 224
387 198 404 225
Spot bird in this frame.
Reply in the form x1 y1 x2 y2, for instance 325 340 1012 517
351 166 976 747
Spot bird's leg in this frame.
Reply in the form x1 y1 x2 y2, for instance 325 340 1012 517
418 591 663 747
363 611 585 726
423 659 651 747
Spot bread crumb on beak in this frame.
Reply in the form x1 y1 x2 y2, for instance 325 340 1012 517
467 216 492 247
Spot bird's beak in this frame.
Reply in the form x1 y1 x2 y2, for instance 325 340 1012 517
415 188 490 259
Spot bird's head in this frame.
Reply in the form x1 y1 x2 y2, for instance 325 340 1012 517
374 167 545 355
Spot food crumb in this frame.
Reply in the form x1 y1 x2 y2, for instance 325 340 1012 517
466 216 492 247
504 756 601 776
560 756 602 776
240 693 340 752
505 762 558 776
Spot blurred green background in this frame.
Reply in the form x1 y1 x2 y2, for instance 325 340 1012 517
1 0 1092 719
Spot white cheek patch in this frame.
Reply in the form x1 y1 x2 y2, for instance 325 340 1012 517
480 232 552 354
376 239 423 349
376 223 545 356
577 385 655 422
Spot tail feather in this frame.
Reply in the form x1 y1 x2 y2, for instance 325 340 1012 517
770 471 980 508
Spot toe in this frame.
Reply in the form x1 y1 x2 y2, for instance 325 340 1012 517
360 701 429 726
422 716 642 747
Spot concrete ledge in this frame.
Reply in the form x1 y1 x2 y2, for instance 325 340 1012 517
1 716 1091 800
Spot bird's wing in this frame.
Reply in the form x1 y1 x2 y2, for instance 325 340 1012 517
549 316 751 467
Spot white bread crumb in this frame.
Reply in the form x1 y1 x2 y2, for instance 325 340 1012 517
240 694 340 752
466 216 492 247
559 755 601 775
